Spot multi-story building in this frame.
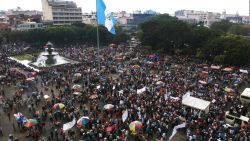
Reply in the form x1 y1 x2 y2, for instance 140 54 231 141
13 22 44 31
242 16 250 24
41 0 82 25
115 11 156 31
3 7 42 29
175 10 221 27
0 23 10 31
82 12 96 25
221 10 242 23
0 14 8 23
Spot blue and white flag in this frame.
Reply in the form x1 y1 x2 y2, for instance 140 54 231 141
97 0 116 34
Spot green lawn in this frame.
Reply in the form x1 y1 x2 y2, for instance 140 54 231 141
12 54 34 61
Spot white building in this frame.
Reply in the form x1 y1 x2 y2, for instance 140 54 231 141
0 14 8 23
41 0 82 25
13 22 44 31
175 10 221 27
82 12 96 25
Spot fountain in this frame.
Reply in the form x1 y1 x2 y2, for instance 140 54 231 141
31 42 70 68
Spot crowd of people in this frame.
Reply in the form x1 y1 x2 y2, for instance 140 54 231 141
0 39 249 141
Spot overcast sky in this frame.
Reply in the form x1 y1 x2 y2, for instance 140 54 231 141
0 0 249 15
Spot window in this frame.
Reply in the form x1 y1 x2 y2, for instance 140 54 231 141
225 115 235 120
241 95 250 100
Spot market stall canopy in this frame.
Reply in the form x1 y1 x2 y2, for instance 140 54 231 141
241 88 250 97
182 96 211 113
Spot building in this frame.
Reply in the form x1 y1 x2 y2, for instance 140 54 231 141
221 11 242 23
115 11 156 31
13 22 44 31
0 14 8 23
175 10 221 27
82 12 96 25
4 7 42 28
242 16 250 24
41 0 82 25
0 23 10 31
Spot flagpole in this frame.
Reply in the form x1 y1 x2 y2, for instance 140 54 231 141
96 0 100 71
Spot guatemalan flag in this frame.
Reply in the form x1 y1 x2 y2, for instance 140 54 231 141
97 0 116 34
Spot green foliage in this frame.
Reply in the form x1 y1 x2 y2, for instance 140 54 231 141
214 55 225 64
210 20 233 33
140 14 192 54
229 25 250 36
3 24 128 46
196 51 205 59
112 26 129 44
13 54 34 61
140 15 250 66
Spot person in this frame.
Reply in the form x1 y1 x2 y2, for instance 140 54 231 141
8 134 13 141
7 112 11 121
0 126 3 136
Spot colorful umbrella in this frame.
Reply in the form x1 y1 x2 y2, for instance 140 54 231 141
132 65 140 69
129 121 143 133
72 84 82 91
74 73 82 77
77 116 89 127
26 77 35 81
224 68 233 72
224 87 234 93
199 80 207 85
211 65 221 70
116 57 123 61
43 95 50 99
105 126 113 132
149 55 155 58
24 119 38 128
104 104 114 110
53 103 65 110
72 91 82 96
109 43 116 47
14 112 23 121
89 94 98 99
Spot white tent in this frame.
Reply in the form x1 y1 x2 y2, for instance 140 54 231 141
182 96 211 114
241 88 250 97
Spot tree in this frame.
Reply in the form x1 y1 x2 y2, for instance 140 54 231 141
210 20 233 33
4 24 126 46
140 14 192 53
229 24 250 36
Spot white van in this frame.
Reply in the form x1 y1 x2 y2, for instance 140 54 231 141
240 88 250 103
225 111 250 128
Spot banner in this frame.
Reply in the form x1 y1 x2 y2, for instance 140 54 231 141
122 109 128 122
137 87 147 95
63 118 76 132
169 122 186 141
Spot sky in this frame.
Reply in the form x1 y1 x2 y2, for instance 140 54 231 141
0 0 249 15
